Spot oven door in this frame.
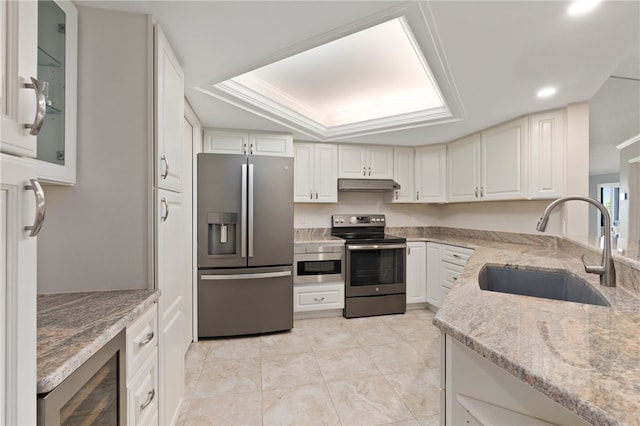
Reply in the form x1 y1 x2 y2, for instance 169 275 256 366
345 243 406 297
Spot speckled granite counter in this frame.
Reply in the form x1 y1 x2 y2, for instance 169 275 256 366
384 226 640 426
37 289 159 394
294 228 344 244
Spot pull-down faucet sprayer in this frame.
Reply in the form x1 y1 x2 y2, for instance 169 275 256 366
536 196 616 287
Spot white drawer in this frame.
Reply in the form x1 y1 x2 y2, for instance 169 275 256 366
443 263 464 288
294 283 344 312
126 303 158 379
442 245 474 266
128 348 159 426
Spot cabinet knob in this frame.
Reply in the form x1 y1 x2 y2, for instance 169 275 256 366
314 297 325 302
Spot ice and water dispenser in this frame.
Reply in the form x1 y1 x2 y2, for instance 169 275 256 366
207 212 238 255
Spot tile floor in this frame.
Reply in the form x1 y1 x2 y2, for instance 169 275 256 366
178 309 441 426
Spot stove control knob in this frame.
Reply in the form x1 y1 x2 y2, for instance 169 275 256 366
380 217 385 222
340 218 344 223
350 217 357 224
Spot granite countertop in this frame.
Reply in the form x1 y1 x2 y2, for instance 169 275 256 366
37 289 159 394
384 227 640 426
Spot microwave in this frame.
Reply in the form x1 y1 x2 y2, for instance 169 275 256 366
294 244 344 284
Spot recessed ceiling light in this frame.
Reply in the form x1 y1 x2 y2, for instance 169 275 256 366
567 0 601 16
537 87 557 98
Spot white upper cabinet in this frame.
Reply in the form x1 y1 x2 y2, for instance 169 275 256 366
447 117 528 202
156 26 184 192
415 144 447 203
203 129 293 157
388 147 414 203
294 142 337 203
249 132 293 157
338 144 393 179
529 109 565 199
1 0 39 158
447 133 482 202
481 117 528 200
35 0 77 185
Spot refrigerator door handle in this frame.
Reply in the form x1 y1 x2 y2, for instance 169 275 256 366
248 163 254 258
201 271 292 280
241 163 247 258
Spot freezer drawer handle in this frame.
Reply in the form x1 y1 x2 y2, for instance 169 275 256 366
201 271 292 280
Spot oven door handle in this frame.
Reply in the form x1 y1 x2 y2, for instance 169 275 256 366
347 244 406 250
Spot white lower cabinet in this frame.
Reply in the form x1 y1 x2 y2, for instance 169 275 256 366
443 334 590 426
426 243 473 309
406 242 427 305
294 282 344 313
127 303 159 426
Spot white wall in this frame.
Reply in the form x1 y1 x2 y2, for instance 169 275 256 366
37 7 152 293
564 102 591 239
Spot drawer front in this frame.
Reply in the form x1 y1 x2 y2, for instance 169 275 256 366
128 348 159 426
294 283 344 312
127 303 158 379
442 245 474 266
443 263 464 288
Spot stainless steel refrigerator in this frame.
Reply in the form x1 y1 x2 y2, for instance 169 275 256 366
197 153 294 337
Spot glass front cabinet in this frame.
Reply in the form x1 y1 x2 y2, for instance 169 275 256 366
37 0 77 184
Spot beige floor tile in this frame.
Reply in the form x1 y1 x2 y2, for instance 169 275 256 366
262 383 341 426
305 325 360 352
195 357 261 397
262 352 324 391
183 392 262 426
349 321 406 347
364 341 429 375
206 336 262 360
261 330 313 357
381 419 422 426
327 375 414 426
406 336 440 369
315 346 382 382
385 368 440 418
418 414 441 426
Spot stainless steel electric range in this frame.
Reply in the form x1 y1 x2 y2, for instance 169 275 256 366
331 214 407 318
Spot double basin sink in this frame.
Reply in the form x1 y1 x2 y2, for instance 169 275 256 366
478 265 610 307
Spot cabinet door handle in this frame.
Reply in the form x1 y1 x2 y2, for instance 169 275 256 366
24 179 45 237
140 388 156 410
161 198 169 222
363 166 366 176
396 190 399 200
310 190 313 200
314 297 325 302
368 166 371 176
138 331 154 347
452 254 461 259
480 186 484 197
243 143 248 155
250 143 254 155
474 187 479 198
315 191 318 200
408 246 411 255
23 77 46 135
160 155 169 180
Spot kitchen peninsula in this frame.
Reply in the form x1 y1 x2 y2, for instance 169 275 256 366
296 226 640 425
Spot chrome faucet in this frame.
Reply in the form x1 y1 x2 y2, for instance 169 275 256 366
536 196 616 287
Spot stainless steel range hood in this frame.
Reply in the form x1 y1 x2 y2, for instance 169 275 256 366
338 178 400 192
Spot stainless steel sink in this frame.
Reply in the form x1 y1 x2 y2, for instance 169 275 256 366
478 265 610 307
